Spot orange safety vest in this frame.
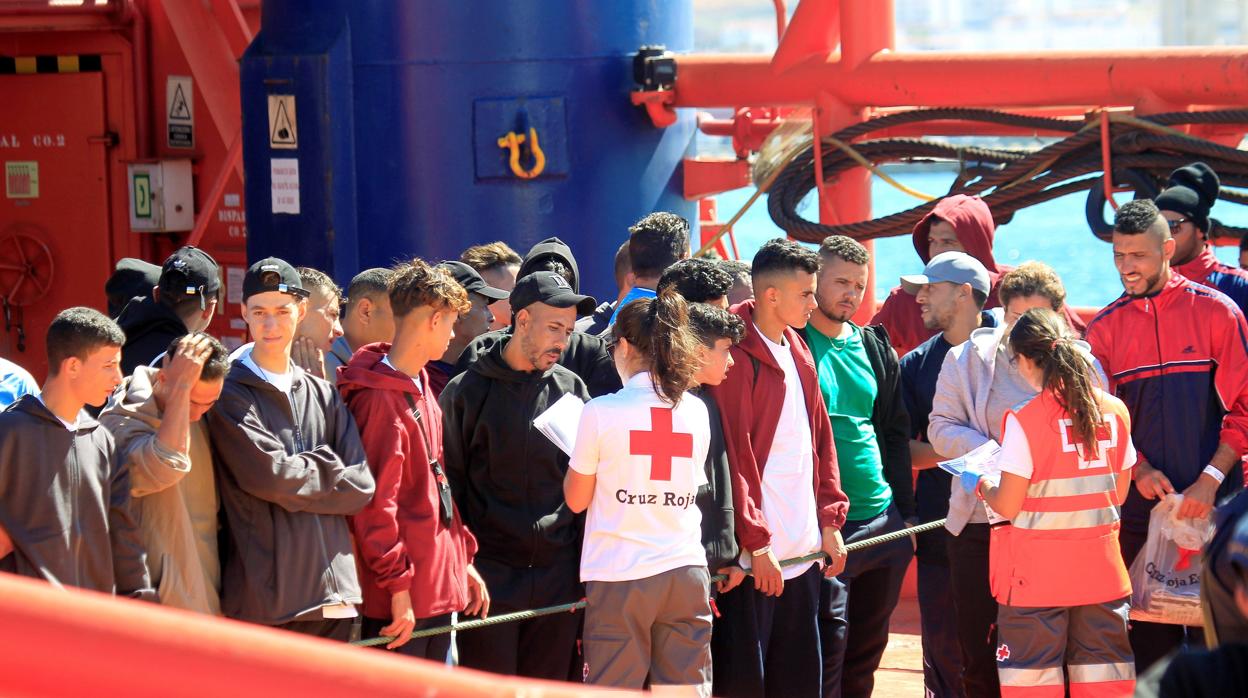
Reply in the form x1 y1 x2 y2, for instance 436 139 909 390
990 389 1133 608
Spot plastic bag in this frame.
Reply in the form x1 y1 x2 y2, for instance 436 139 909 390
1128 494 1214 626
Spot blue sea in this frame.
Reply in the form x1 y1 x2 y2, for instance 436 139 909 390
714 169 1247 309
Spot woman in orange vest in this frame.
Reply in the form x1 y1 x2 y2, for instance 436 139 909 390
960 307 1136 698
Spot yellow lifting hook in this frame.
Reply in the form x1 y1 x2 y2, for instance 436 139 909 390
497 127 546 180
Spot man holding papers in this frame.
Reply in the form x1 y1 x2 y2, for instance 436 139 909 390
440 270 595 681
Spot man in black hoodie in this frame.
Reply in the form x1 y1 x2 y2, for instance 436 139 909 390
116 246 220 375
0 307 153 600
454 237 621 397
205 257 375 639
441 271 596 680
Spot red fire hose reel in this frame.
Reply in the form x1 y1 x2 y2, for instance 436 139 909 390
0 225 55 352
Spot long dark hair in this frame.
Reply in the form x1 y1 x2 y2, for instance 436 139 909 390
614 287 700 405
1009 307 1103 457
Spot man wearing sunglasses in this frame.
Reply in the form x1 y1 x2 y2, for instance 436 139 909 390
1159 162 1248 315
117 246 220 375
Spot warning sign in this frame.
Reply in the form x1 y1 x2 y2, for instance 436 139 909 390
5 161 39 199
267 95 298 150
167 75 194 149
271 158 300 214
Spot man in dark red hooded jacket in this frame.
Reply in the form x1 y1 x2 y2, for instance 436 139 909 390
338 258 489 659
873 195 1085 355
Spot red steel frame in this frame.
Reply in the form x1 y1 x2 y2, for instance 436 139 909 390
671 0 1248 323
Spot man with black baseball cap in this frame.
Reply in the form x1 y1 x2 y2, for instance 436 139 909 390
205 256 375 639
1158 162 1248 314
454 240 621 397
440 270 595 680
117 246 220 374
426 261 509 398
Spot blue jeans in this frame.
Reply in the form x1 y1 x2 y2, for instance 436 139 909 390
917 526 966 698
819 504 915 698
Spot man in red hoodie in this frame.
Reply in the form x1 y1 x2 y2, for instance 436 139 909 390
709 238 849 698
338 258 489 658
872 194 1085 355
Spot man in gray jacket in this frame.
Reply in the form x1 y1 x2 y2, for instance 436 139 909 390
206 257 375 639
101 332 229 614
0 307 153 600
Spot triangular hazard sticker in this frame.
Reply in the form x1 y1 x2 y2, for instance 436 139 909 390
169 84 192 121
270 100 297 148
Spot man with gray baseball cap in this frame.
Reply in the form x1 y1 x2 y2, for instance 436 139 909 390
897 250 999 698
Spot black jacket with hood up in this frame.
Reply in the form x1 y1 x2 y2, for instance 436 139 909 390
454 237 622 398
116 296 190 375
439 337 590 569
0 395 154 599
204 361 375 625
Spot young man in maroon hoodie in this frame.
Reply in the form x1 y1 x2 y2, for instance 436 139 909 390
338 258 489 659
872 194 1085 355
710 238 850 698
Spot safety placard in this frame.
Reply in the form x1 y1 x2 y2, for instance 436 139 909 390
267 95 298 149
132 172 152 218
167 75 194 149
5 161 39 199
271 158 300 214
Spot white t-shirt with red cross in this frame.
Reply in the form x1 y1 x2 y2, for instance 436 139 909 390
570 372 710 583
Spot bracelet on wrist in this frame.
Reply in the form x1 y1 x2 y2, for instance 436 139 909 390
751 545 772 557
1202 464 1227 485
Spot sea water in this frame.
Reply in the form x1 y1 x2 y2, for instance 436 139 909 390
715 169 1248 309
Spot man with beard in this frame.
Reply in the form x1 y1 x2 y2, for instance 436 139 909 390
1158 162 1248 314
898 251 997 698
440 271 596 680
802 236 915 698
1087 199 1248 671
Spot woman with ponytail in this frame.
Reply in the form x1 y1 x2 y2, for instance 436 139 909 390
564 288 713 694
961 308 1138 697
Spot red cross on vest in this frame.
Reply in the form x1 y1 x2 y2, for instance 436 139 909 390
630 406 693 481
996 644 1011 662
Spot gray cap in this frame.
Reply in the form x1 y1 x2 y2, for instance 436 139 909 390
900 251 991 296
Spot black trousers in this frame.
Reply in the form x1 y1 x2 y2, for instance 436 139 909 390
712 563 823 698
362 613 454 663
947 523 1001 698
1119 527 1205 672
276 617 354 641
818 504 915 698
917 528 965 698
456 557 582 681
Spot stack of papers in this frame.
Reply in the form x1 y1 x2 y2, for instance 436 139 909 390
533 393 587 457
938 440 1008 525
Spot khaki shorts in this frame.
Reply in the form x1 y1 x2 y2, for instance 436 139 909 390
584 565 712 693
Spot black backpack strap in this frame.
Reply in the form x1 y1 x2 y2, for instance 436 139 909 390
402 391 454 526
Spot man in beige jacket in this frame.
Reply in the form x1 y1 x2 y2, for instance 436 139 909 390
100 332 229 614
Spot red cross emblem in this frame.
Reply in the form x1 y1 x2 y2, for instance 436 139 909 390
630 407 693 481
996 644 1010 662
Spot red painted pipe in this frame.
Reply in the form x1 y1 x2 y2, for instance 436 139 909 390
672 48 1248 109
0 572 631 697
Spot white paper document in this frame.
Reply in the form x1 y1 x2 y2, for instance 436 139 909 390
533 393 586 457
938 440 1008 525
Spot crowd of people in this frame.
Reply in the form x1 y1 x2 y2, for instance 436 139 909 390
2 162 1248 697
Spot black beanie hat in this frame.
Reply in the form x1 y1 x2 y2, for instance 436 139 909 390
1155 162 1219 233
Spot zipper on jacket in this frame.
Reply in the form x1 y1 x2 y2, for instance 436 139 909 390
275 380 343 605
70 434 85 589
1148 298 1168 473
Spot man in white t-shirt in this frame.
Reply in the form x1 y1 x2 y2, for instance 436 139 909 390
709 239 850 698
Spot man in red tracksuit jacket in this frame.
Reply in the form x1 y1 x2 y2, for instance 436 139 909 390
1087 200 1248 672
339 259 489 659
709 238 850 698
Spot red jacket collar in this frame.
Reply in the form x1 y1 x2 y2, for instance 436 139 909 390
732 299 803 369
